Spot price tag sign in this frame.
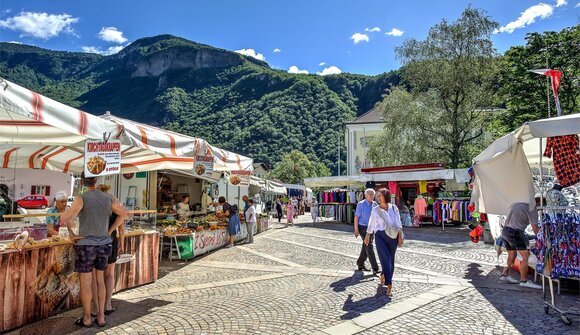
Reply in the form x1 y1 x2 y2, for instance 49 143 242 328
194 155 214 178
84 140 121 177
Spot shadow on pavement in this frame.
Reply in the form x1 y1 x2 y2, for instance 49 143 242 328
330 271 376 292
329 272 390 320
465 262 580 333
14 298 171 335
340 290 390 320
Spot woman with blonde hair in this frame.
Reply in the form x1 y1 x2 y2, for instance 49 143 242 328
364 188 403 297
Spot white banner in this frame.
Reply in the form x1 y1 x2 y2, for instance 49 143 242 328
84 140 121 177
194 155 214 178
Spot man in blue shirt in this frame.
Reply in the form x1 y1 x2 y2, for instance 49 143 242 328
354 189 379 273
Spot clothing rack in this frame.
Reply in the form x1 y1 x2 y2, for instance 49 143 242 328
535 205 580 325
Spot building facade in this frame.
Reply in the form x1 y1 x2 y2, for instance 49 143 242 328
344 108 386 175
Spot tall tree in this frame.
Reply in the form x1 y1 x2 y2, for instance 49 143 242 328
370 7 498 168
491 26 580 135
270 150 331 184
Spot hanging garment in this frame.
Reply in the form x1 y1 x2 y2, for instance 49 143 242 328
543 135 580 187
414 197 427 216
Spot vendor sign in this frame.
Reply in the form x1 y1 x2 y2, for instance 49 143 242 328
194 155 214 178
84 140 121 177
228 170 251 187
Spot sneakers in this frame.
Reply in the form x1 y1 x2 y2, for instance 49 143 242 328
499 275 520 284
519 280 542 289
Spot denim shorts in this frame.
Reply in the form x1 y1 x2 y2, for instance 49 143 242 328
75 244 112 273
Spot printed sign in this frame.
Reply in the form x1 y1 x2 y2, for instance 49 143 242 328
194 155 214 178
228 170 251 187
194 229 228 255
84 140 121 177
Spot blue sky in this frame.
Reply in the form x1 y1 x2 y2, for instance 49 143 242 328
0 0 578 75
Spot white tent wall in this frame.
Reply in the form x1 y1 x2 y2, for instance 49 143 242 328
471 113 580 216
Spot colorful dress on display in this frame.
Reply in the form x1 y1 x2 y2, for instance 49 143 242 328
543 135 580 187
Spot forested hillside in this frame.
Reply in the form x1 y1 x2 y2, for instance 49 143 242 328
0 35 399 173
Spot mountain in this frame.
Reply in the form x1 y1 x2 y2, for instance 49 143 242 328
0 35 399 173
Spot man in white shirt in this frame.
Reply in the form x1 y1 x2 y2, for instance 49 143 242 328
245 199 257 244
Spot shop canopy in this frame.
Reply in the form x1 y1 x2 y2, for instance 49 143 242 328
304 175 367 188
0 78 252 175
304 169 470 188
471 113 580 215
249 177 286 194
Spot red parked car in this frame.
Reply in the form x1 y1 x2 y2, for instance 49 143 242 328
17 195 50 209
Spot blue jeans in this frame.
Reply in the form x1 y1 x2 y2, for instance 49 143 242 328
375 230 398 285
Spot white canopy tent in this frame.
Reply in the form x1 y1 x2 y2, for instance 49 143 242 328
304 175 367 188
0 78 252 176
471 113 580 215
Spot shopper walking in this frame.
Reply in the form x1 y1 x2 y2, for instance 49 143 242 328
311 198 319 223
365 188 403 297
291 196 299 219
218 196 240 247
62 173 128 328
45 191 68 237
90 185 127 318
499 202 541 289
354 189 379 274
245 199 256 244
275 198 283 223
286 200 294 227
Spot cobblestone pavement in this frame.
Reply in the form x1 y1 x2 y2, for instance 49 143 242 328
10 215 580 335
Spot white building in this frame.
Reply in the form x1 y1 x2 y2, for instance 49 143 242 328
344 108 386 175
0 168 74 204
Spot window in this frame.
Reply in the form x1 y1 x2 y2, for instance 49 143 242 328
31 185 51 196
360 136 375 148
35 196 44 200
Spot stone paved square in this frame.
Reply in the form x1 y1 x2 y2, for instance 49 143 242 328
10 217 580 335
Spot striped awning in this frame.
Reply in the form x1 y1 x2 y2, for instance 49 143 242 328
0 78 252 175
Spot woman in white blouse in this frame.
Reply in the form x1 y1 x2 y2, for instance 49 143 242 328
364 188 404 297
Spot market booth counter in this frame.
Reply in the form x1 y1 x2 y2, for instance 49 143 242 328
0 211 160 333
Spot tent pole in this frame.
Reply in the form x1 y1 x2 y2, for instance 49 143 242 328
539 138 544 206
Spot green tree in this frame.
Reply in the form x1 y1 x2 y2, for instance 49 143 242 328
370 7 499 168
491 26 580 135
270 150 331 184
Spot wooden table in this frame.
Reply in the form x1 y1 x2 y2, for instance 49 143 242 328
0 231 159 333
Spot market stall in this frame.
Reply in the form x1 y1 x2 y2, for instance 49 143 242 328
0 211 159 333
0 78 255 331
470 113 580 324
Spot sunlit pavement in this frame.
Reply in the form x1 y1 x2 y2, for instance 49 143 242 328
11 215 580 335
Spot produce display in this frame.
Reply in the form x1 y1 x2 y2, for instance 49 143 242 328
8 235 70 249
164 226 193 236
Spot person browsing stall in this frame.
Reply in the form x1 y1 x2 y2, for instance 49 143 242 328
245 199 256 244
45 191 68 237
354 189 379 274
61 173 129 328
500 202 541 289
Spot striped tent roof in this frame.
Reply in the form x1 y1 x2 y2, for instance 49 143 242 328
0 78 252 176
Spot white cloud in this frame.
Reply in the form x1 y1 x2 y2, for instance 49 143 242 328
234 48 266 61
384 28 404 37
82 45 124 56
319 62 326 66
288 65 309 74
365 27 381 33
0 12 79 40
576 1 580 7
495 3 554 34
555 0 567 7
318 66 342 76
6 40 22 44
273 48 281 53
350 33 369 44
98 27 127 44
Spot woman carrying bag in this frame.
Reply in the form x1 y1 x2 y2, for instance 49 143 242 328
364 188 404 297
